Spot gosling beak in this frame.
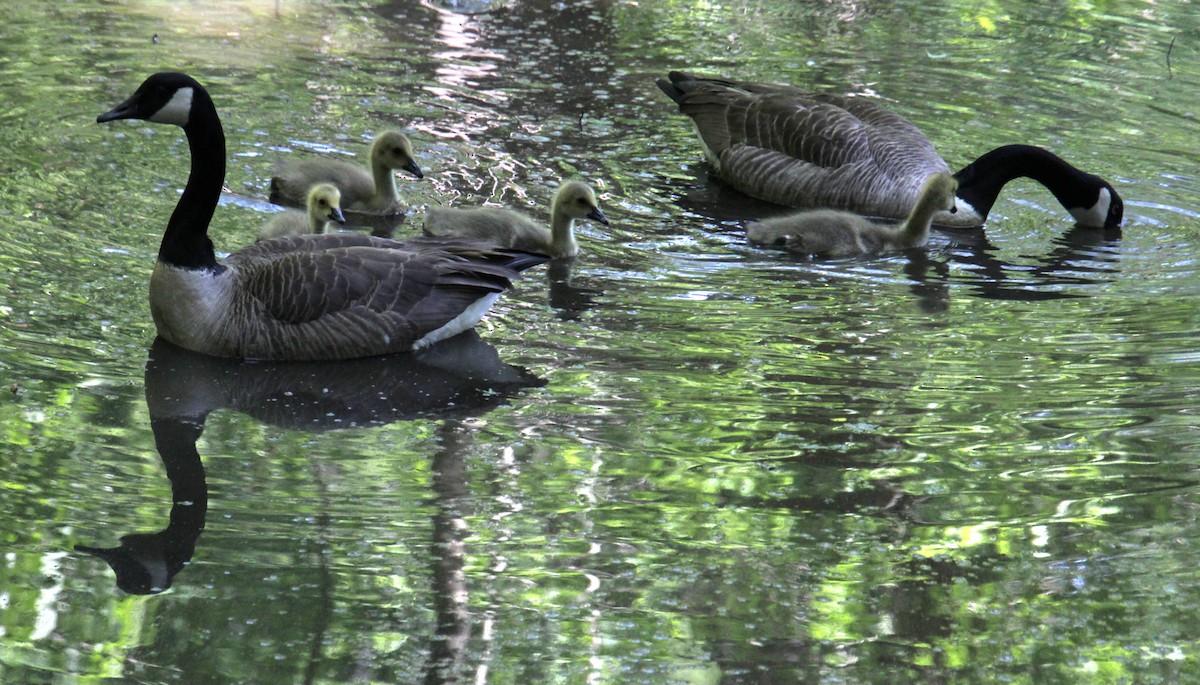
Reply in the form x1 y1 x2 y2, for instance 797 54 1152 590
402 160 424 179
328 207 346 225
587 206 609 226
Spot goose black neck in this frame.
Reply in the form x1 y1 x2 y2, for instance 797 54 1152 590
953 144 1097 221
160 89 224 271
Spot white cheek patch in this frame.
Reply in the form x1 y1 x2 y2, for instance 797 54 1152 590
1069 187 1111 228
149 87 193 126
954 196 979 219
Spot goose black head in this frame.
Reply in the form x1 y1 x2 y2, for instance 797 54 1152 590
1085 181 1124 231
97 72 202 128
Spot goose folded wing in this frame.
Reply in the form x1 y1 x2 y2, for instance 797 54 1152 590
236 242 519 337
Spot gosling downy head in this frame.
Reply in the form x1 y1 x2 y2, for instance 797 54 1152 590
372 130 423 180
306 183 347 230
554 180 610 225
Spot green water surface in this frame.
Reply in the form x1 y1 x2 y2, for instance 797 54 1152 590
1 0 1199 683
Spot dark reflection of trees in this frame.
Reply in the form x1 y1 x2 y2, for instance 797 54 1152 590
365 0 617 174
424 421 472 685
76 334 543 683
412 0 616 120
682 466 1009 685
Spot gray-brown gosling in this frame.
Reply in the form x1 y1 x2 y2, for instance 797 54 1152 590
423 180 609 258
746 172 958 258
269 130 423 215
257 183 346 240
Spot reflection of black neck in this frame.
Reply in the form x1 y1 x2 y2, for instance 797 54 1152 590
77 334 545 597
75 416 208 595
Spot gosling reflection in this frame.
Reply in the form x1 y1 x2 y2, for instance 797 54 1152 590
76 332 544 594
547 256 604 320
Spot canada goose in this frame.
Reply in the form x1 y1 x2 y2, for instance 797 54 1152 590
257 183 346 240
269 130 424 215
747 172 958 258
657 71 1123 230
98 72 548 361
423 180 609 258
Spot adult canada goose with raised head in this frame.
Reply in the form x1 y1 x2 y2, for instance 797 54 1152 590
423 180 609 258
269 129 424 215
747 172 958 258
657 71 1123 230
98 72 547 361
257 183 346 240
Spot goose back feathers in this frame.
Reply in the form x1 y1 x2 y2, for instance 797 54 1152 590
99 72 546 361
657 71 1123 229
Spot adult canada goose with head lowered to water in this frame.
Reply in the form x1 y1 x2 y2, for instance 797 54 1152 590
747 172 958 258
257 183 346 241
657 71 1123 230
98 72 548 361
423 180 610 258
269 129 424 215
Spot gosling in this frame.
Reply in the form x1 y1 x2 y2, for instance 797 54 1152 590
258 184 346 241
423 180 608 258
269 130 423 215
746 173 959 258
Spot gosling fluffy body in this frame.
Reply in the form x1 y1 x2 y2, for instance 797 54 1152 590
423 180 609 258
258 183 346 240
747 173 958 258
270 130 423 215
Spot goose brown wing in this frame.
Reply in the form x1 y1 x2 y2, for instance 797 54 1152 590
660 72 950 217
228 235 543 348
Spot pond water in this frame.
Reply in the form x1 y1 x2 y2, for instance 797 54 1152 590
2 0 1199 683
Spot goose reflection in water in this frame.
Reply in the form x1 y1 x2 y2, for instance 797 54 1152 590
76 331 545 595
